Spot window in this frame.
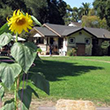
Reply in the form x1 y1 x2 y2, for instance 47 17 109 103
85 38 90 44
69 38 75 44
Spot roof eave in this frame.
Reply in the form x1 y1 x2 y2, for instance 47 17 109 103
43 24 62 37
34 27 45 37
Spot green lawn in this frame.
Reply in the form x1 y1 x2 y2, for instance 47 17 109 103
31 56 110 106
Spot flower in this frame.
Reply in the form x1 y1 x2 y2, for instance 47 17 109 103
7 10 33 34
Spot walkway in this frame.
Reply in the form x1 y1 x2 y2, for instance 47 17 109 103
38 107 110 110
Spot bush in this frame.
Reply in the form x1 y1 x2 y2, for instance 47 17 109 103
37 48 42 53
67 48 77 56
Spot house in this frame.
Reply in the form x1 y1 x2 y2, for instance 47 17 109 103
29 23 110 56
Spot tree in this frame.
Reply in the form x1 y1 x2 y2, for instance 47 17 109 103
0 0 67 26
78 2 91 19
82 15 107 29
46 0 67 24
93 0 106 19
88 9 96 16
71 7 79 22
93 0 110 28
64 4 72 25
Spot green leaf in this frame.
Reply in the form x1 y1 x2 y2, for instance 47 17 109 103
0 32 12 47
31 72 50 95
28 81 39 98
18 86 33 109
0 23 10 35
0 99 15 110
11 42 37 73
0 84 4 99
0 63 22 90
20 103 28 110
31 15 42 26
25 42 37 51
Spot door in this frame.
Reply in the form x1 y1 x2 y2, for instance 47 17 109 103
76 43 85 56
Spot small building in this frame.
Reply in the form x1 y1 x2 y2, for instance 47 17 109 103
29 23 110 56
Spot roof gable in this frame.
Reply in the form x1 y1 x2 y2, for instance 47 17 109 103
43 23 82 37
32 23 110 39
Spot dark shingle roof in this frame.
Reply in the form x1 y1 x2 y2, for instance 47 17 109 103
62 28 82 36
34 27 58 37
84 27 110 39
33 23 110 39
44 23 81 36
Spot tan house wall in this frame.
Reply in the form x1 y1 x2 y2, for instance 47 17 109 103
66 30 93 55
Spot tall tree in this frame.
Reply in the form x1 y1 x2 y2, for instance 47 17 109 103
64 4 72 25
47 0 67 24
82 15 107 29
25 0 67 24
72 7 79 22
93 0 110 28
93 0 106 19
79 2 90 19
24 0 48 24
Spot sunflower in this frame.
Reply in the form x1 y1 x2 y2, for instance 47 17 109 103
7 10 33 34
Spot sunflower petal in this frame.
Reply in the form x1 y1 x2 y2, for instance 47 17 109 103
13 10 16 16
17 9 20 16
7 10 33 34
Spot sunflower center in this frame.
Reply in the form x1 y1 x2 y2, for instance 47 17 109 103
16 17 26 25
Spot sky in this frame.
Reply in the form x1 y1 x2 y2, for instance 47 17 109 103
63 0 94 8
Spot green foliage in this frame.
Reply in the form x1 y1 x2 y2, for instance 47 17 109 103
67 48 77 56
0 63 22 90
0 99 15 110
0 84 4 99
101 41 109 55
11 42 37 73
31 15 42 26
0 32 12 47
93 0 110 29
64 2 91 25
30 72 50 95
78 2 90 19
101 41 109 49
82 15 107 28
0 23 11 35
0 14 49 110
93 0 106 19
18 86 33 109
0 0 67 25
37 48 42 53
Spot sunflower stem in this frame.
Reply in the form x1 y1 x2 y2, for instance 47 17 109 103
14 33 19 110
14 79 17 110
15 33 18 42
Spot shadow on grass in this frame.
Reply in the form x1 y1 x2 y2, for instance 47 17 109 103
31 58 104 81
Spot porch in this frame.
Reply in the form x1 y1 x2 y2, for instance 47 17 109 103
32 36 67 56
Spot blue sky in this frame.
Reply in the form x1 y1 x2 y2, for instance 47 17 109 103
63 0 94 8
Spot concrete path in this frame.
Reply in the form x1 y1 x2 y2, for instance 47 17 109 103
38 107 110 110
38 107 56 110
97 107 110 110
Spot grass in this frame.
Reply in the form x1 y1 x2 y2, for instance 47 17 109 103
31 56 110 106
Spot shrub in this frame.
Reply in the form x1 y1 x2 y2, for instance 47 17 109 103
67 48 77 56
37 48 42 53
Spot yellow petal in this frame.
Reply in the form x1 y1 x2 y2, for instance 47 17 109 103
13 10 16 16
7 10 33 34
17 9 20 16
